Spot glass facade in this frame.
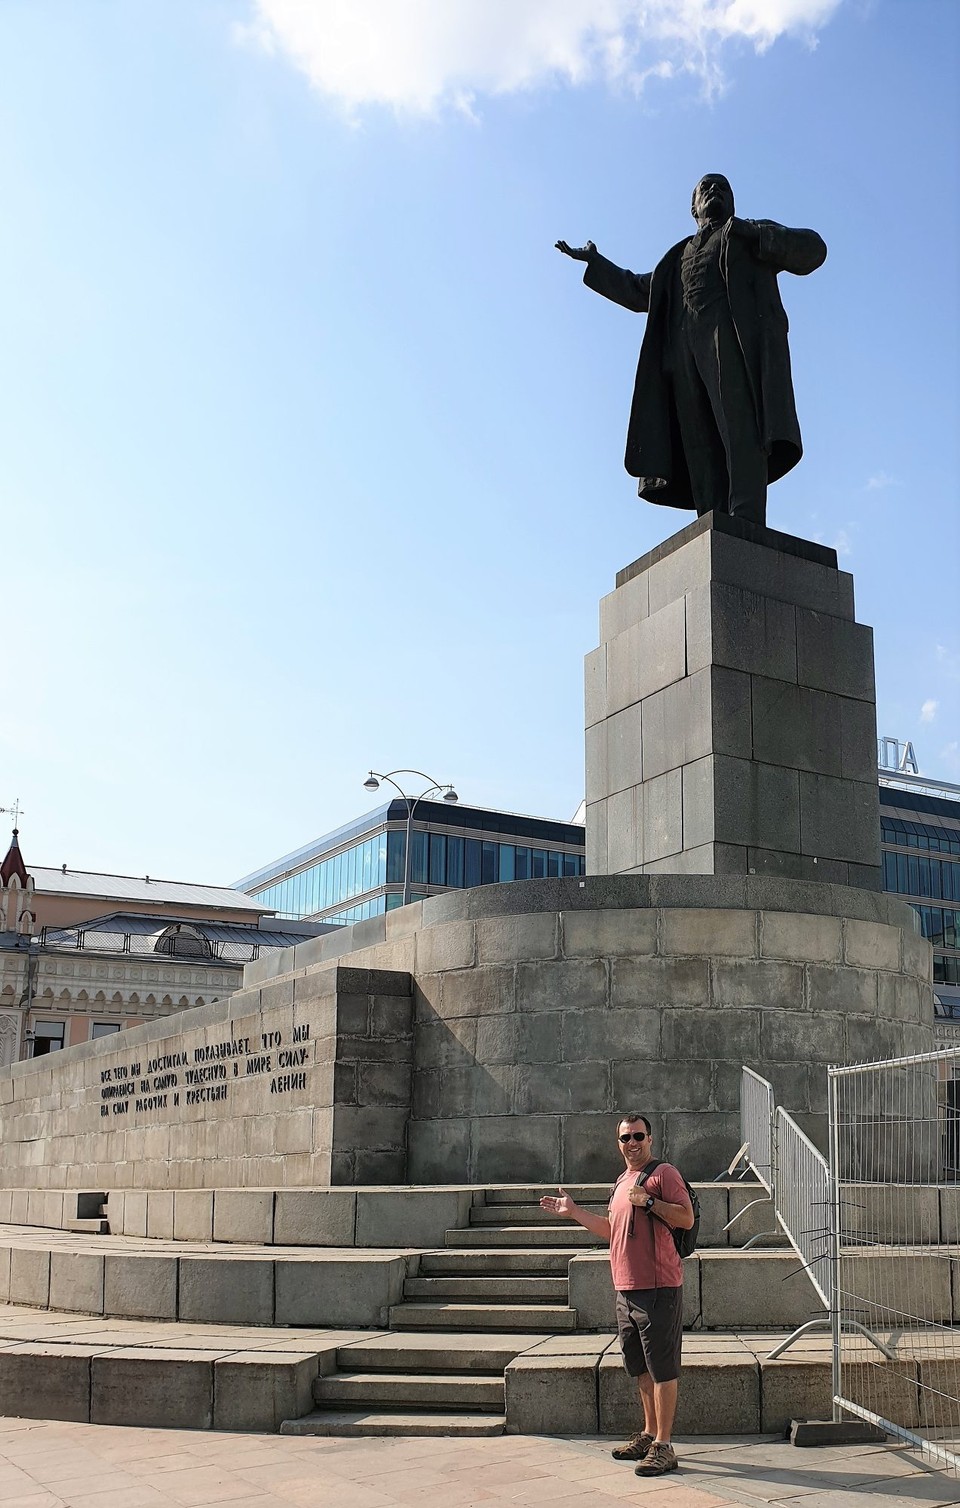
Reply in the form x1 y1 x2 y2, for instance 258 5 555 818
880 789 960 1015
246 805 586 922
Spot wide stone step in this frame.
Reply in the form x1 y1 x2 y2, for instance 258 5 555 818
446 1226 602 1248
336 1333 541 1373
389 1301 577 1332
480 1186 611 1205
469 1204 606 1226
314 1371 504 1410
420 1250 573 1276
281 1409 506 1438
404 1277 568 1301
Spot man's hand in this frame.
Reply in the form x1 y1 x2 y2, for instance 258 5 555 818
627 1185 651 1208
729 217 761 247
556 239 596 262
540 1188 576 1219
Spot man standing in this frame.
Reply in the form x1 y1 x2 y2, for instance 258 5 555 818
556 175 826 525
540 1113 694 1477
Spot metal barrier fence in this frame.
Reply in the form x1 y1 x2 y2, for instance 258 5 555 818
829 1049 960 1474
721 1067 779 1246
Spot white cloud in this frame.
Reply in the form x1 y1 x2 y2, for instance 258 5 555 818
864 470 899 491
920 699 938 724
239 0 844 115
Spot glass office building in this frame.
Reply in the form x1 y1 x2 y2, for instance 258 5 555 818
878 764 960 1017
234 801 586 927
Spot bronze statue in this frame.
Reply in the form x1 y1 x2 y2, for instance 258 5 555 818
557 175 826 526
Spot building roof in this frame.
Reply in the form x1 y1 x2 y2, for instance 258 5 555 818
0 831 29 888
31 866 269 913
40 911 315 962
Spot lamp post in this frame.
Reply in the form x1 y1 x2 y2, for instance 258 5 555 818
362 768 458 907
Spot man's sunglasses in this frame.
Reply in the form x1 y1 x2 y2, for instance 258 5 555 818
619 1131 648 1143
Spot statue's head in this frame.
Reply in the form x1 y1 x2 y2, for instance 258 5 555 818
691 174 735 226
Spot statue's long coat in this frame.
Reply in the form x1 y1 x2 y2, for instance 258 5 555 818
583 219 827 509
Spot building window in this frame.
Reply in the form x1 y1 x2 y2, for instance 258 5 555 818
91 1022 121 1040
32 1021 65 1056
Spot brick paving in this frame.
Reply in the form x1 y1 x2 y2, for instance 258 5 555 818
0 1419 958 1508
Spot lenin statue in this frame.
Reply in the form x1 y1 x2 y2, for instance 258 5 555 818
557 175 826 526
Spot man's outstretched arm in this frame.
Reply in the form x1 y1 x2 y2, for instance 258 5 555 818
733 218 826 276
556 239 652 314
540 1188 611 1241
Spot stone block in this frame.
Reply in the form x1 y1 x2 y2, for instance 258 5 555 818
713 756 800 854
839 695 878 782
799 772 881 866
562 908 657 959
841 1360 921 1429
612 1056 712 1112
517 959 606 1014
49 1251 104 1315
407 1117 471 1183
585 721 608 798
849 1253 950 1324
559 1113 639 1182
611 957 710 1009
680 757 714 850
711 529 854 618
760 1358 832 1433
179 1257 275 1325
416 1016 478 1070
710 581 798 682
585 800 607 874
641 767 682 864
760 1011 844 1064
0 1345 96 1422
725 1184 781 1247
599 1350 760 1435
645 526 711 615
416 921 476 975
605 702 643 795
797 610 874 699
475 1014 561 1067
751 678 843 776
664 1113 741 1181
213 1190 275 1244
333 1105 408 1152
356 1060 412 1108
700 1252 820 1327
600 570 648 642
103 1254 178 1320
919 1358 960 1428
902 926 932 981
173 1190 214 1242
661 1009 759 1064
435 966 516 1021
505 1355 598 1435
121 1191 147 1238
694 1183 730 1247
640 672 709 782
92 1348 216 1429
356 1189 472 1248
516 1061 608 1115
0 1246 10 1302
567 1253 699 1331
472 1115 560 1185
9 1247 49 1307
214 1350 319 1433
563 1008 660 1066
145 1190 174 1240
606 788 640 872
610 596 686 714
584 644 606 728
842 1184 940 1247
477 914 558 964
843 919 901 972
274 1190 357 1246
807 965 878 1017
760 912 842 964
661 908 757 959
275 1255 408 1327
713 959 804 1009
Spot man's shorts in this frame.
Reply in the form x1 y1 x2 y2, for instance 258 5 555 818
616 1286 684 1383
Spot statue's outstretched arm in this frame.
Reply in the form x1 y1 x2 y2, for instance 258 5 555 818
557 238 652 315
751 220 827 276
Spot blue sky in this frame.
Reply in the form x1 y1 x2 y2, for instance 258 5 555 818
1 0 957 884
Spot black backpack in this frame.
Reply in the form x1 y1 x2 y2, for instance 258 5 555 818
624 1159 700 1258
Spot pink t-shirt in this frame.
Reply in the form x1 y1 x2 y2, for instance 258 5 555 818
608 1162 688 1291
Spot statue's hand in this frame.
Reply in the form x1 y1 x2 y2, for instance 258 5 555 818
556 239 596 263
729 217 761 247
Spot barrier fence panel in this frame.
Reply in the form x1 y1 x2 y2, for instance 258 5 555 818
721 1068 778 1245
829 1048 960 1474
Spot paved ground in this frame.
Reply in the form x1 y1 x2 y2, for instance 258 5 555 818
0 1419 958 1508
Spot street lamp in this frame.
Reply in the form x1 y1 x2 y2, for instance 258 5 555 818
362 768 458 907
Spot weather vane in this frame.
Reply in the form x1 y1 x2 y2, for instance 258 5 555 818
0 800 24 829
